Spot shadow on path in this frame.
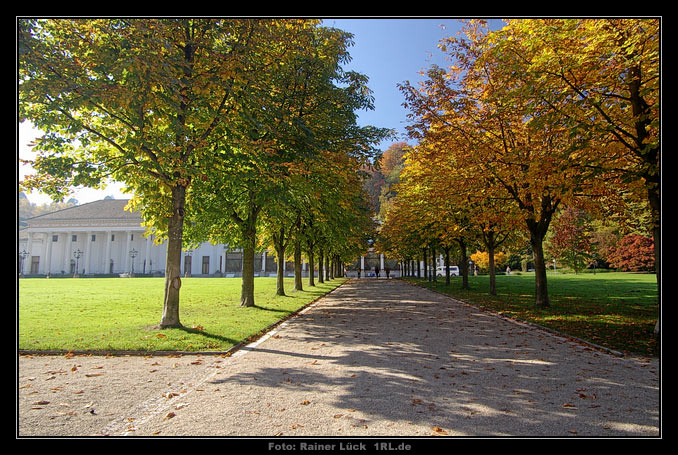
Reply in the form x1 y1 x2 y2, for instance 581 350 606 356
206 279 659 436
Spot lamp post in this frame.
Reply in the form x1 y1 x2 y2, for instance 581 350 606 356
73 249 83 278
129 248 138 277
19 249 29 277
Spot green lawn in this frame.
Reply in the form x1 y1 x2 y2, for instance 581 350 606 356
18 277 346 353
406 272 659 357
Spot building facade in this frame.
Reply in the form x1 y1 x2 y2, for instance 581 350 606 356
18 199 402 278
18 199 246 277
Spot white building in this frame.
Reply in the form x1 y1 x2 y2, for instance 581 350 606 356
18 198 403 278
17 199 274 277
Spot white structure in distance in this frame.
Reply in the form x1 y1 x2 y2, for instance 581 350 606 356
18 199 402 278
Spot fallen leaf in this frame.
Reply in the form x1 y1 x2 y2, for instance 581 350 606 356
162 412 176 421
33 400 50 405
431 426 449 435
333 414 343 419
300 400 310 405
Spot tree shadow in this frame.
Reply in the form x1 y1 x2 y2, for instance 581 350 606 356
176 325 240 345
206 279 660 436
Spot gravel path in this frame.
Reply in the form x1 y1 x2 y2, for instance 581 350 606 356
18 278 660 438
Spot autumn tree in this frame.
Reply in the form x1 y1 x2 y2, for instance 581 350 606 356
607 234 655 272
490 18 659 280
19 19 270 327
545 207 595 274
470 250 507 273
485 19 659 330
400 20 623 308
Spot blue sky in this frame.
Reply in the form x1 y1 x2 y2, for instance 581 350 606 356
327 18 467 148
19 18 504 205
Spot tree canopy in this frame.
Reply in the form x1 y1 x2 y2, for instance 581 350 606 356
19 18 389 323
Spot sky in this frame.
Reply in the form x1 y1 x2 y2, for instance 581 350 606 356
18 18 503 206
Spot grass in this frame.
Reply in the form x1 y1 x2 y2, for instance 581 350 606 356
18 277 346 353
406 272 659 357
18 272 660 357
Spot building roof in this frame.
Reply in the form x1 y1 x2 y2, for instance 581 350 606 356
25 199 142 229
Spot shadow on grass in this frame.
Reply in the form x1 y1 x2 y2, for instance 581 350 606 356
174 325 241 346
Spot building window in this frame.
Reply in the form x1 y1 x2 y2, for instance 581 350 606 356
72 235 77 242
202 256 210 275
91 234 96 242
52 235 58 242
111 234 115 241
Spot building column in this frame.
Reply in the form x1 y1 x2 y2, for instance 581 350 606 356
262 251 267 273
144 234 152 275
124 231 132 273
63 231 73 274
84 231 92 275
380 253 384 271
360 255 365 273
25 233 34 274
44 232 53 276
104 231 113 274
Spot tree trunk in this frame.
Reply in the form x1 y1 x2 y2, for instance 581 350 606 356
318 248 324 283
431 246 437 283
423 248 428 281
275 248 285 296
159 185 186 328
293 240 303 291
457 238 469 290
526 196 558 308
307 247 315 287
325 254 331 281
531 237 550 308
240 226 256 307
487 234 497 296
274 227 287 296
444 247 451 286
530 229 550 308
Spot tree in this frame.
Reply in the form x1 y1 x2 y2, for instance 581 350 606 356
486 18 659 331
19 19 266 327
607 234 655 272
185 21 387 306
470 251 507 273
546 207 595 274
400 20 619 308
